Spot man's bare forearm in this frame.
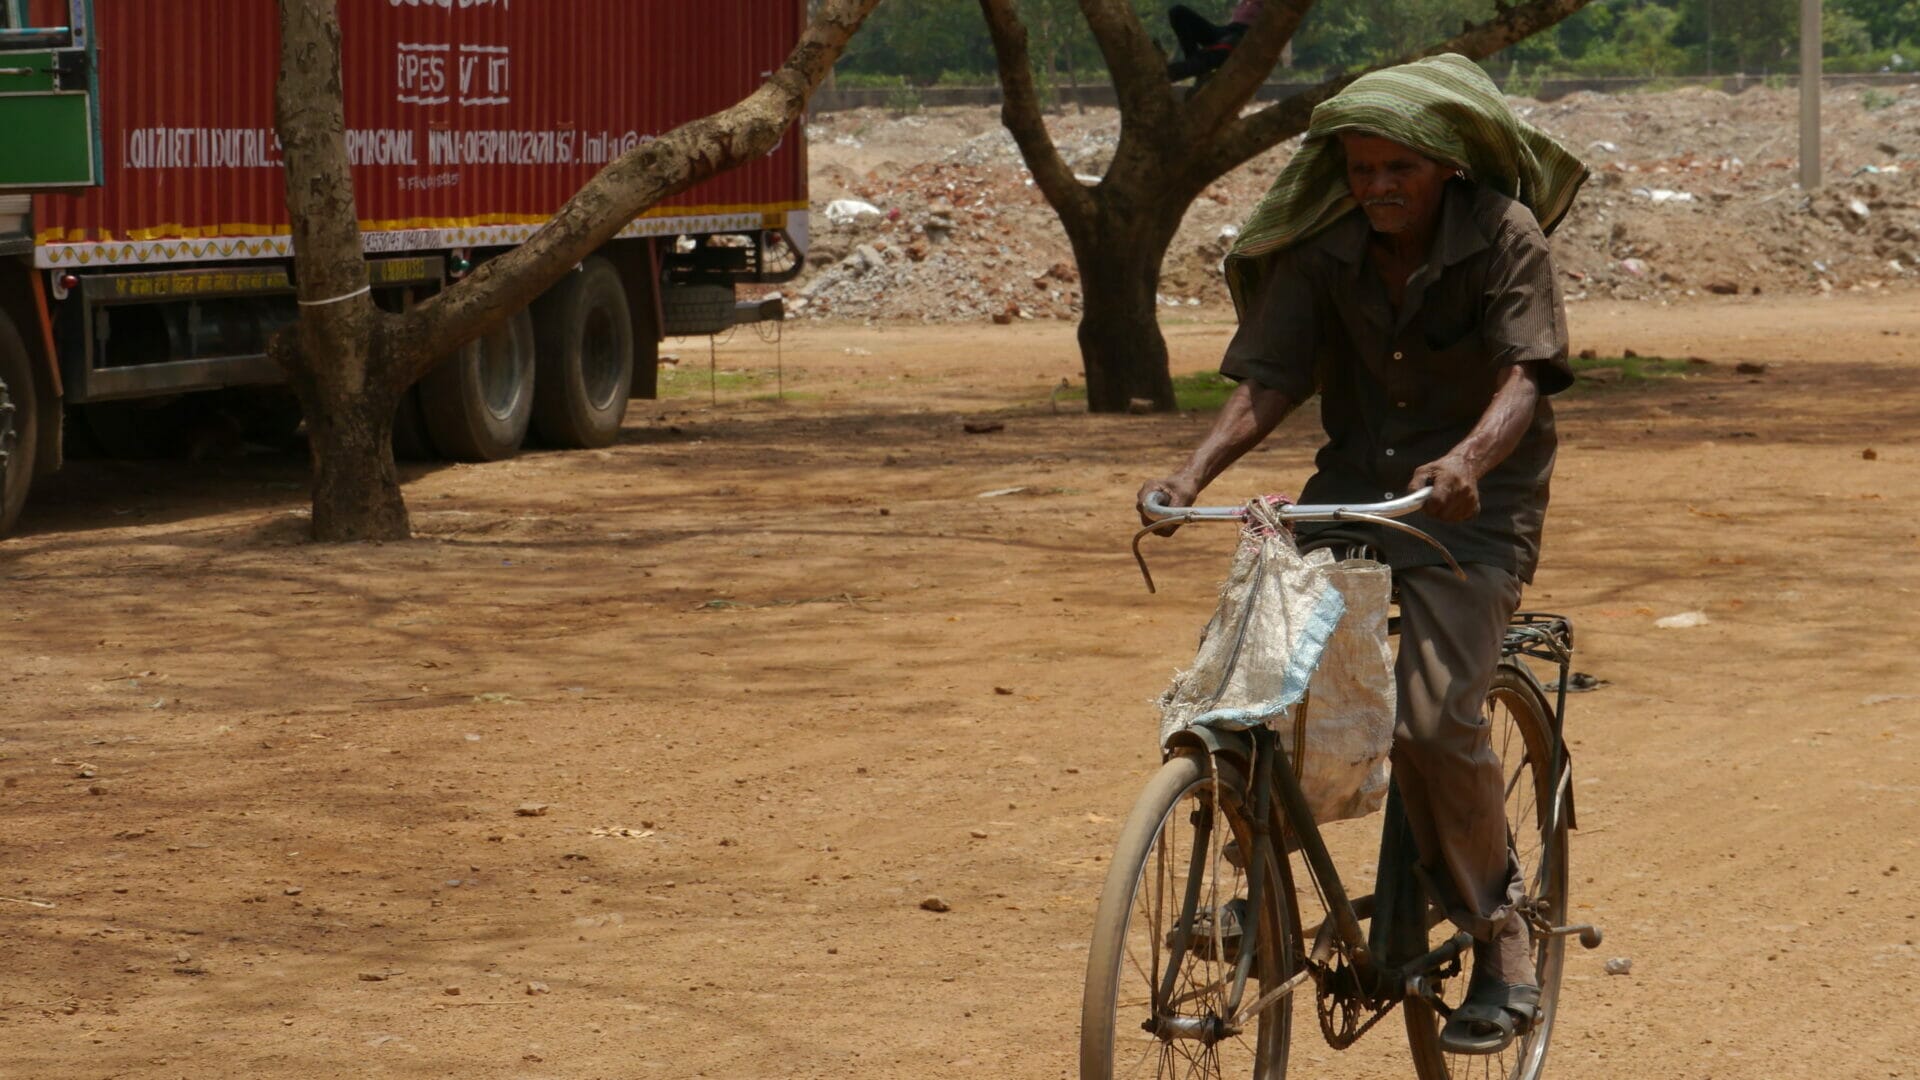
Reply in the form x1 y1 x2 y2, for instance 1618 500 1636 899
1170 380 1299 489
1408 363 1542 522
1447 363 1540 480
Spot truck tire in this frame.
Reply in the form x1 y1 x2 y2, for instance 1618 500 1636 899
419 306 536 462
531 256 632 448
0 311 38 537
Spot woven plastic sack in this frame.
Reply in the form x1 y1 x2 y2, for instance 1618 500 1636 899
1158 502 1395 824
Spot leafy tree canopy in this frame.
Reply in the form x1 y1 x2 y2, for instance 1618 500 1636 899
835 0 1920 84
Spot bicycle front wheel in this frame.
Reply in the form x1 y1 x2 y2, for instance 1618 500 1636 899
1081 750 1299 1080
1404 663 1571 1080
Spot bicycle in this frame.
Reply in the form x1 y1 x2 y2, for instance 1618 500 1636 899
1081 489 1601 1080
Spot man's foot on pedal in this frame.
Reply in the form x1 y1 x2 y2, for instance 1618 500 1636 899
1439 918 1539 1055
1439 974 1539 1054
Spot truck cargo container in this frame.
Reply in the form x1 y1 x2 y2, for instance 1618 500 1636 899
0 0 808 535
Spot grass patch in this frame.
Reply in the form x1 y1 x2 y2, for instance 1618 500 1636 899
1568 353 1691 390
1051 371 1241 412
1171 371 1239 410
1052 357 1683 410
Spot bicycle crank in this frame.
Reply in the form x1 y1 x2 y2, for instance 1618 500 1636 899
1519 900 1604 949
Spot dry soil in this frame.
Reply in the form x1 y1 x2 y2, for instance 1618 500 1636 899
3 295 1918 1079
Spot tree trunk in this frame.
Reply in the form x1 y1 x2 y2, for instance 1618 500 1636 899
298 350 409 541
277 0 406 540
1070 215 1180 413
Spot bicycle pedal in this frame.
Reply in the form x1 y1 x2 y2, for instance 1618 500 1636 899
1542 922 1604 949
1169 897 1249 963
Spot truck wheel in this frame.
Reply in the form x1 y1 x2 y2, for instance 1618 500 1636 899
532 256 632 448
0 310 36 537
420 306 536 462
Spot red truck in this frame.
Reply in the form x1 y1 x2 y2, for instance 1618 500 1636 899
0 0 808 535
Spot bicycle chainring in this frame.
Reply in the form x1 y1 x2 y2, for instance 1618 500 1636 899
1310 955 1396 1050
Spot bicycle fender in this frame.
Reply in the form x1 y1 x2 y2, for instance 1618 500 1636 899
1162 725 1256 772
1503 659 1579 833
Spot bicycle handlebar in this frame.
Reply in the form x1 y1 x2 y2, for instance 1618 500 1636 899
1130 486 1465 592
1140 488 1434 525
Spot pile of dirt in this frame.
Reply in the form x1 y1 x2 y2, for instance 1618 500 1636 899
786 83 1920 321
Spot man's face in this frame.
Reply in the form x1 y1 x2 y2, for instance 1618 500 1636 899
1339 133 1449 237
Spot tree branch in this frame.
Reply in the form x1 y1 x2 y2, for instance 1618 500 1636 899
1183 0 1314 137
1205 0 1594 179
1076 0 1175 124
978 0 1094 223
399 0 880 368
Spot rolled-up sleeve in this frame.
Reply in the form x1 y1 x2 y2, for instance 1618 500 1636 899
1221 247 1321 402
1482 216 1574 394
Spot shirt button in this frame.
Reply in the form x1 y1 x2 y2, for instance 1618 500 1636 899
1396 401 1408 408
1392 351 1404 360
1384 448 1396 457
1384 492 1395 499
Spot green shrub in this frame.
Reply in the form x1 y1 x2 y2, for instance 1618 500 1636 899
885 85 924 114
836 72 909 90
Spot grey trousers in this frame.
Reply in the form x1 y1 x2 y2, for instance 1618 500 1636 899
1391 563 1526 944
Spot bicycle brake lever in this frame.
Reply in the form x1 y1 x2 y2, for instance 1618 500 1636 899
1130 520 1184 593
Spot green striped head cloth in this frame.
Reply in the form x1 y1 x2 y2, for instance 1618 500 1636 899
1223 53 1589 316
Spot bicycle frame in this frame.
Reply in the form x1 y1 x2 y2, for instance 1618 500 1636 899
1159 721 1474 1038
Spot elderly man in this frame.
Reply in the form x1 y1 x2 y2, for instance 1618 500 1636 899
1137 55 1588 1055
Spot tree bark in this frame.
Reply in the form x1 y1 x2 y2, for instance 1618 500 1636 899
297 355 408 540
270 0 880 541
1071 217 1181 412
980 0 1596 414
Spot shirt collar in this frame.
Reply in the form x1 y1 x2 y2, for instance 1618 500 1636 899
1432 180 1490 268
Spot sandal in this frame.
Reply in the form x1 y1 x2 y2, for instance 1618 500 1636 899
1438 977 1540 1055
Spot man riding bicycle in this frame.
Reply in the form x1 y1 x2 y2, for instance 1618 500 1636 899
1136 54 1588 1056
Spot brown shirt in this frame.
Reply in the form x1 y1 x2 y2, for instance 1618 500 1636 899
1221 180 1573 582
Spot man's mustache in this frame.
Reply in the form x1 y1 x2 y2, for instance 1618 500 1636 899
1364 197 1408 209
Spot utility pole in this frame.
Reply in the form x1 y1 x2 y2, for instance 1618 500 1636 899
1801 0 1821 189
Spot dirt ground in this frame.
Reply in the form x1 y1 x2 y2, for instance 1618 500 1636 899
3 294 1919 1079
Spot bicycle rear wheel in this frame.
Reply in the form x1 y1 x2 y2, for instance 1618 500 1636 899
1081 750 1299 1080
1404 663 1571 1080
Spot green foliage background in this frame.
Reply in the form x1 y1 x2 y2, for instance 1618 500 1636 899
830 0 1920 86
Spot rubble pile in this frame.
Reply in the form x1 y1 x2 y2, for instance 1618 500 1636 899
782 83 1920 322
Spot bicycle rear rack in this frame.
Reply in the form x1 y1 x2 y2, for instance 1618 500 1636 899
1503 612 1574 665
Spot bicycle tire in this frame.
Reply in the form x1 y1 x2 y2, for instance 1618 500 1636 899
1081 751 1298 1080
1403 662 1571 1080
